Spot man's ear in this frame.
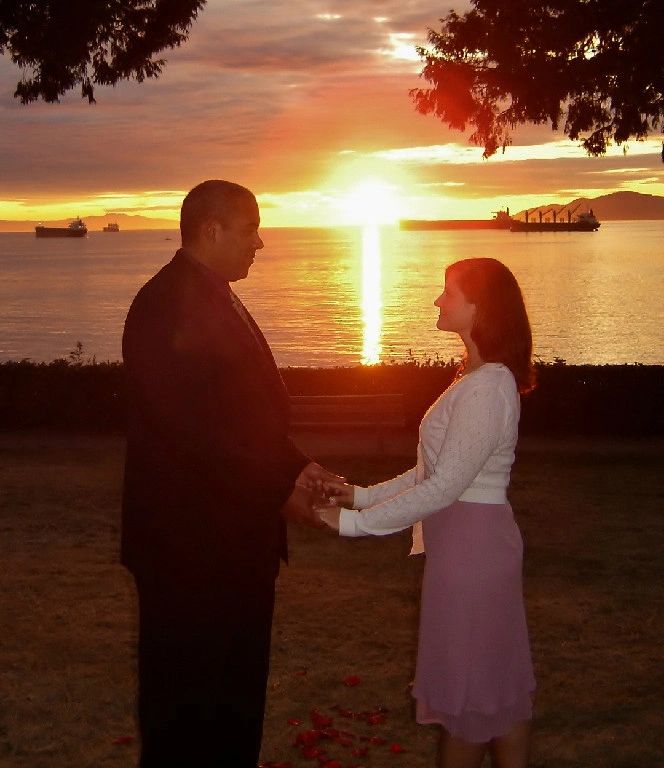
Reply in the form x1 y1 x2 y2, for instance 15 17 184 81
202 221 217 244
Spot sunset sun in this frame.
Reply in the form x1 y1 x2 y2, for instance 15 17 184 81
340 179 402 225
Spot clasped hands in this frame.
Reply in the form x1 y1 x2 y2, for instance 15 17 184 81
280 462 352 531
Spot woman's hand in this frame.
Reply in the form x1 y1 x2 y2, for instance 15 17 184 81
316 504 341 531
323 481 354 507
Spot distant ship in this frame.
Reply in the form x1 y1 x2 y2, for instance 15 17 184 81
509 208 601 232
35 217 88 238
399 209 513 231
103 222 120 232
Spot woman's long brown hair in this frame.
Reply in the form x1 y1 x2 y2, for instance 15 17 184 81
447 258 536 394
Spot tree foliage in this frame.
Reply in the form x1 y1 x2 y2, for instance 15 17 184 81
0 0 206 103
412 0 664 159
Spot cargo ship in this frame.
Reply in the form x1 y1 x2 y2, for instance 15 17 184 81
399 209 513 231
103 222 120 232
35 217 88 238
509 208 600 232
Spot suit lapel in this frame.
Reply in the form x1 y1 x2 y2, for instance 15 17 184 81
173 251 290 409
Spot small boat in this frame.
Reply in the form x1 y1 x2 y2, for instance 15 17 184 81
509 209 600 232
103 222 120 232
399 209 513 231
35 217 88 238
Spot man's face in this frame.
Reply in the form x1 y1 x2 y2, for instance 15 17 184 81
209 196 264 282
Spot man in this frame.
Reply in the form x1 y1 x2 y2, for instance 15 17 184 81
122 180 339 767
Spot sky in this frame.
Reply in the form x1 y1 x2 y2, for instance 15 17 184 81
1 0 663 228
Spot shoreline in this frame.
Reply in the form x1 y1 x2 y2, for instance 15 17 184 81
1 360 663 437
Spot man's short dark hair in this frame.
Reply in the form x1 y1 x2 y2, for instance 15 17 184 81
180 180 255 245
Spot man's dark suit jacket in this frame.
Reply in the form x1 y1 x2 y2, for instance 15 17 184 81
121 249 309 587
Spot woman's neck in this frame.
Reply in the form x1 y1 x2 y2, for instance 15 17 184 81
459 335 485 374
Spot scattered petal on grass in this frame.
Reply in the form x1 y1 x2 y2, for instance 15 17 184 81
369 735 386 745
389 742 407 753
351 746 369 758
301 745 324 759
310 709 333 729
367 713 386 725
295 730 321 747
343 674 362 687
294 669 308 677
112 736 135 745
287 718 303 726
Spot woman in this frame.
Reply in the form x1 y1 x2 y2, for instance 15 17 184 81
319 258 536 768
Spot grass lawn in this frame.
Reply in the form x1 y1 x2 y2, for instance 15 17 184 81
0 433 662 767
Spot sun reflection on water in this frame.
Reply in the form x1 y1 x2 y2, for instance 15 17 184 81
361 224 382 365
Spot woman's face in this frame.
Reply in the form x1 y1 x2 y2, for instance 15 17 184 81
434 272 476 335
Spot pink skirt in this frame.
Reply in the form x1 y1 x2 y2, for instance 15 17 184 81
412 500 535 743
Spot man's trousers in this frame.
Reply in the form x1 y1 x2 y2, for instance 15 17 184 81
135 570 276 768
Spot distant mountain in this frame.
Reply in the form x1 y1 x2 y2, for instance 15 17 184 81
514 191 664 221
0 213 177 233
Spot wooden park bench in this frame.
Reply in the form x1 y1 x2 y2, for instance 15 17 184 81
289 393 410 456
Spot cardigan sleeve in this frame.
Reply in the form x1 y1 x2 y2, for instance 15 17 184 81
339 383 508 537
353 466 417 509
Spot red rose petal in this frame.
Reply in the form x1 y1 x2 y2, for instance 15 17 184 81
367 713 386 725
294 668 308 677
390 742 406 753
369 735 386 745
301 745 323 759
310 709 333 729
112 736 135 745
351 746 369 758
295 730 321 747
343 674 362 687
287 717 303 726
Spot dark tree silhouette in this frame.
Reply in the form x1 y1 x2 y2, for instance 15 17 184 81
412 0 664 159
0 0 206 104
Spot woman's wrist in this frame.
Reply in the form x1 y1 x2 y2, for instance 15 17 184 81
353 485 369 509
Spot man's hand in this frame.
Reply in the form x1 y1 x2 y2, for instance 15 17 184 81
295 462 346 493
281 484 326 529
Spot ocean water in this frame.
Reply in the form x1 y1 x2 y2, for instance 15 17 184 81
1 222 663 366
